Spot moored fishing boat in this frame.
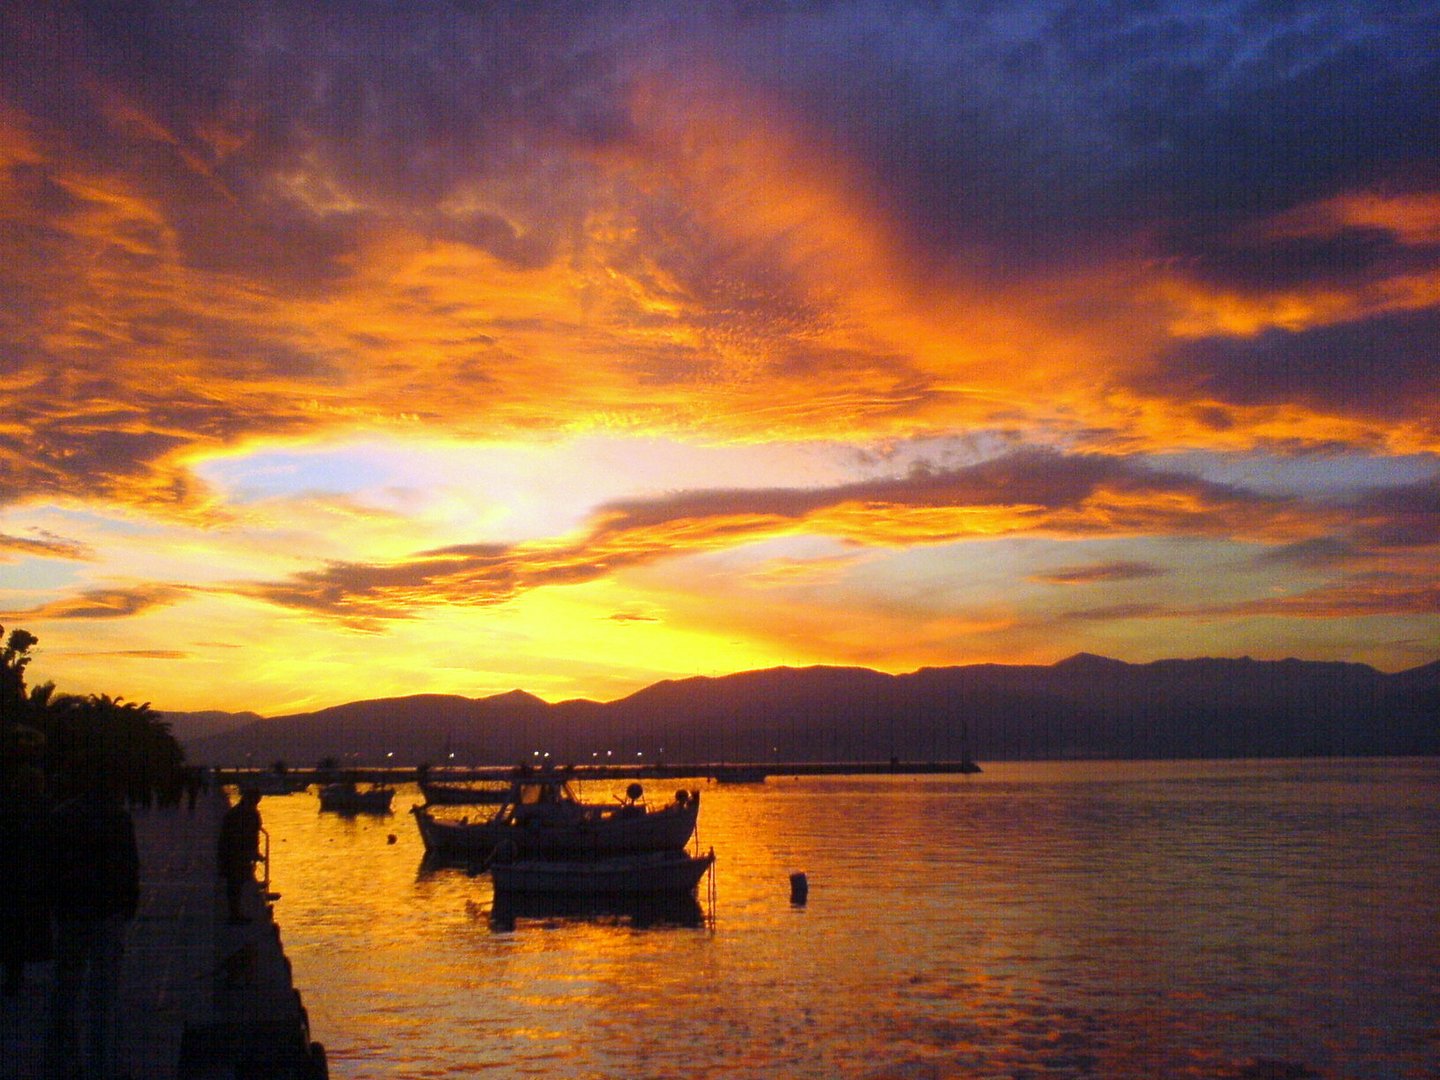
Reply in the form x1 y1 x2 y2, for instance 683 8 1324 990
244 771 311 795
318 781 395 814
412 768 700 861
713 765 768 784
418 778 509 805
489 849 715 896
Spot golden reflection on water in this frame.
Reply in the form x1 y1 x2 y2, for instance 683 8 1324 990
256 762 1440 1079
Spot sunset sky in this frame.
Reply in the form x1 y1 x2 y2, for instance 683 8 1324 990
2 2 1437 716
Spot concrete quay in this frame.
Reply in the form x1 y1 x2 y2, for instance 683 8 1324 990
0 790 324 1080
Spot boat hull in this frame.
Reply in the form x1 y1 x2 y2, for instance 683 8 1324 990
318 785 395 813
244 774 310 795
412 798 699 861
490 850 715 896
488 890 705 929
713 767 767 784
419 781 509 806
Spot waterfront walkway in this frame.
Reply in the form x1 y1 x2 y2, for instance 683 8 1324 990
0 790 323 1079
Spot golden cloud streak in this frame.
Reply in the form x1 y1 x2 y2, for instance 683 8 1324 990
219 452 1356 625
3 584 190 620
0 531 94 561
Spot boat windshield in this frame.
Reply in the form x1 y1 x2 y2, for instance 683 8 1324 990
515 781 571 806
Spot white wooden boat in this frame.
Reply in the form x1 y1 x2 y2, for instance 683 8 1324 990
412 770 699 861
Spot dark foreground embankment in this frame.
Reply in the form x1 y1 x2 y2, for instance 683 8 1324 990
1 790 324 1079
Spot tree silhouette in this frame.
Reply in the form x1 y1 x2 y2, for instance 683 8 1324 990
1 626 40 730
0 626 186 804
51 693 184 803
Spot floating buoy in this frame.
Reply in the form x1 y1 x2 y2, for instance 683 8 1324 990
790 871 809 905
387 834 397 845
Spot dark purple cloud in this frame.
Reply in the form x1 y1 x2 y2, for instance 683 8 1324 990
1166 227 1435 295
1350 474 1440 549
1032 561 1166 586
12 1 1434 283
1146 308 1440 424
1221 576 1440 619
1057 602 1170 622
695 2 1440 276
1252 536 1357 569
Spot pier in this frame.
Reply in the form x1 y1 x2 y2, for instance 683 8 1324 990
1 789 324 1079
219 758 983 787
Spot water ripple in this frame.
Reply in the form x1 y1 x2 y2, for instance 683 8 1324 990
260 759 1439 1079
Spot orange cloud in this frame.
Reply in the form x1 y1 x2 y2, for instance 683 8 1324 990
1267 192 1440 246
6 48 1437 533
3 584 191 620
603 77 1118 441
1153 189 1440 340
0 531 93 561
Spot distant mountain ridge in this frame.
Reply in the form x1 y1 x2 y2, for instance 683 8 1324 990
175 654 1440 767
162 709 264 747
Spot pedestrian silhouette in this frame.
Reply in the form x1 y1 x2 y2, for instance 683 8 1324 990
48 752 139 1080
0 758 53 996
217 788 262 924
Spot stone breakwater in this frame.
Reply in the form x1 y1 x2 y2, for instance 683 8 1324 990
0 790 325 1079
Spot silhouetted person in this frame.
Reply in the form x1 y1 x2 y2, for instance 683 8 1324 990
158 766 184 810
183 767 204 813
0 763 53 996
217 788 262 924
48 757 140 1080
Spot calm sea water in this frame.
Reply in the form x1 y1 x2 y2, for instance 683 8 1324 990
259 759 1440 1079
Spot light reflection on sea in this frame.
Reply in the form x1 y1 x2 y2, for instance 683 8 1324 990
259 759 1440 1079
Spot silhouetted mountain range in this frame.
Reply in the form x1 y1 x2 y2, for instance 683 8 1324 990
173 654 1440 767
